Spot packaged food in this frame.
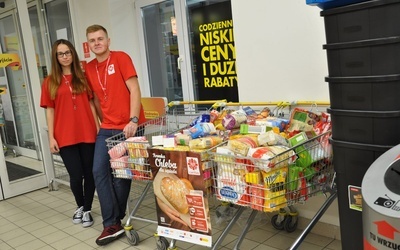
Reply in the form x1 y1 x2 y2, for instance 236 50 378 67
126 136 150 158
189 136 222 150
247 146 296 171
257 131 289 146
262 167 288 212
108 142 126 159
227 136 258 156
175 133 191 146
249 184 264 211
288 132 326 168
255 117 289 132
110 156 129 168
222 109 247 130
190 113 210 127
216 153 249 206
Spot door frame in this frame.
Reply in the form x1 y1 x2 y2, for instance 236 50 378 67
0 0 54 199
134 0 195 101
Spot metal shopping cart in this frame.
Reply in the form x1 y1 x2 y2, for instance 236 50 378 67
211 130 335 249
105 100 223 247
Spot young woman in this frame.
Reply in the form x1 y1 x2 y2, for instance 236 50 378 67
40 39 99 227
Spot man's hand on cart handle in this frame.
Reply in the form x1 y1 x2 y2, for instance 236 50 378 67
123 121 138 138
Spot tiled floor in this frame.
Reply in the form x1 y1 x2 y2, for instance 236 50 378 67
0 179 342 250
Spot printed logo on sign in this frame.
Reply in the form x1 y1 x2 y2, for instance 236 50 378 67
374 195 400 211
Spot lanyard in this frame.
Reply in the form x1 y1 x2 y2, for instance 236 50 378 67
95 53 111 101
62 74 77 110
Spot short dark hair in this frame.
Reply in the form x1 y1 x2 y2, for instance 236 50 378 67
86 24 108 37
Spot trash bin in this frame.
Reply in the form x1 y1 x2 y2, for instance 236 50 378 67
362 144 400 249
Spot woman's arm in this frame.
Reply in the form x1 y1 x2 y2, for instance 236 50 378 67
46 108 59 153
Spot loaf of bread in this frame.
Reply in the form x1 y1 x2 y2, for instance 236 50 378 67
160 177 194 214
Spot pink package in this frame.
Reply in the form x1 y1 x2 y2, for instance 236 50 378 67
110 156 129 169
108 142 126 159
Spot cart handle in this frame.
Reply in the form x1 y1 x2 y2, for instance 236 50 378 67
211 101 330 109
167 100 227 108
290 101 330 106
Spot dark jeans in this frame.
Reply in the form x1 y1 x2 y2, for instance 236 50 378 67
59 143 95 212
93 127 144 227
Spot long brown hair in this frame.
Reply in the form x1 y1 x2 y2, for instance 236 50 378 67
48 39 91 99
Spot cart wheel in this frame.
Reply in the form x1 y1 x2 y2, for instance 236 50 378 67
284 215 298 233
156 236 169 250
126 230 140 246
271 213 286 230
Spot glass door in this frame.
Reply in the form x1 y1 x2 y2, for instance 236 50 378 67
0 0 47 198
135 0 235 103
136 0 187 102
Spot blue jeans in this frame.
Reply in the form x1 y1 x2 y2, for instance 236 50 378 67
93 128 131 227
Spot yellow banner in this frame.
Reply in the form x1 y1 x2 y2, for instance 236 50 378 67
0 54 21 70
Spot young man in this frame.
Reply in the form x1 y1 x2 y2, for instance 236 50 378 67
85 24 146 246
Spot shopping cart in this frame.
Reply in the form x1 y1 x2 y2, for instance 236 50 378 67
211 129 335 249
105 100 224 247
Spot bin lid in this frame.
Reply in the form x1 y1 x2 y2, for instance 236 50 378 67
362 144 400 218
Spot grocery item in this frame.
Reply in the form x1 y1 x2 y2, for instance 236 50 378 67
257 131 289 146
247 146 296 171
222 109 247 130
189 113 210 127
227 136 258 156
249 184 264 211
108 142 126 159
110 156 129 168
175 133 192 146
189 136 222 150
125 136 150 158
262 167 288 212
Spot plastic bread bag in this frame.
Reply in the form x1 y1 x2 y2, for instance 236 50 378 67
257 131 289 147
227 136 258 156
247 146 296 172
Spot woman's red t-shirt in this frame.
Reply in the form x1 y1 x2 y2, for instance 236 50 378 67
40 75 97 148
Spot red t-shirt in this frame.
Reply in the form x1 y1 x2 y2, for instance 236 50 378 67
40 75 97 148
85 51 145 130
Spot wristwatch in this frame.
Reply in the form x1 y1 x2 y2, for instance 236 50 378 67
130 116 139 123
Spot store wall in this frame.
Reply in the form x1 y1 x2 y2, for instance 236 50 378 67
230 1 338 227
70 0 339 227
231 0 329 102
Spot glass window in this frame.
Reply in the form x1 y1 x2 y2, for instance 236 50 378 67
45 0 73 45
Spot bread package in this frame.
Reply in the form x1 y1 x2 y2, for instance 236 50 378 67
160 177 194 214
227 136 258 156
247 146 296 171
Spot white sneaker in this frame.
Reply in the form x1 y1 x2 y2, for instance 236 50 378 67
82 211 94 227
72 206 84 224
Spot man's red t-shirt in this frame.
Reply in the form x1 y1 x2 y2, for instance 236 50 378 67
85 51 145 130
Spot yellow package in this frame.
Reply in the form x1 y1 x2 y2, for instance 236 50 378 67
227 136 258 156
262 167 288 212
189 136 222 149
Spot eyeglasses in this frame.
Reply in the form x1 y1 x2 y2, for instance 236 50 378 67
57 50 72 58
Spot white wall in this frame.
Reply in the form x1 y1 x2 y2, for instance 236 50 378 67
71 0 339 227
232 0 329 102
230 0 338 226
